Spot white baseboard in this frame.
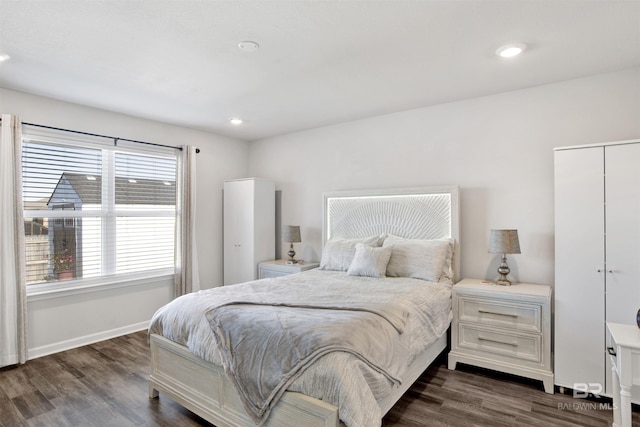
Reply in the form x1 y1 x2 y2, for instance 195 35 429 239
28 321 149 360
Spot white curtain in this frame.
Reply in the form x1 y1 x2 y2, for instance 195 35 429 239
175 145 199 297
0 114 27 367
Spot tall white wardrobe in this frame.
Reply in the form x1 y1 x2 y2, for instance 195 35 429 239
554 139 640 400
223 178 275 285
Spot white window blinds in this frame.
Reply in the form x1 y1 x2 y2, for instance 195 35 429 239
22 134 177 285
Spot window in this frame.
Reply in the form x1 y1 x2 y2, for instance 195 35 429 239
22 131 177 286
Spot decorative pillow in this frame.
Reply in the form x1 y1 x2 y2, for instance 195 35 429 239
439 239 455 280
383 236 453 282
319 234 385 271
347 244 393 278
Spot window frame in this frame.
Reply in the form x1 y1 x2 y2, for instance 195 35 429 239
21 129 179 296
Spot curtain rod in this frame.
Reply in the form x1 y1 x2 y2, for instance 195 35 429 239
1 118 200 153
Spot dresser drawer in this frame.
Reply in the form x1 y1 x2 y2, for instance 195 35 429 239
457 324 542 363
458 296 541 333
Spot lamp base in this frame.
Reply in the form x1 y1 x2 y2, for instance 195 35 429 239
496 254 512 286
287 246 297 264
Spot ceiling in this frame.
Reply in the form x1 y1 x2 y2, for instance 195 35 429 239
1 1 639 141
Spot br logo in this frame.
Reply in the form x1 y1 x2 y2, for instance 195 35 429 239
573 383 603 398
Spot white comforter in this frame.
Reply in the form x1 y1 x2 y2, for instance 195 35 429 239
148 269 452 427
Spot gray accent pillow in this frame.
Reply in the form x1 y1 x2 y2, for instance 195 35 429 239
347 244 393 278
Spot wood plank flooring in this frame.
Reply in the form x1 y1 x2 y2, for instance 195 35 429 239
0 331 637 426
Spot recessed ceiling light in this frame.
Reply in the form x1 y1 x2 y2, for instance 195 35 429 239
229 118 243 125
0 53 10 62
496 43 526 58
238 41 259 52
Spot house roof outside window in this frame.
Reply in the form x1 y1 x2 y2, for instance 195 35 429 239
47 173 176 208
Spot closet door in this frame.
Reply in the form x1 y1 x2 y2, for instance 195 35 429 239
554 147 605 389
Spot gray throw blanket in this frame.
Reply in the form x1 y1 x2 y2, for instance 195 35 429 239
205 301 410 426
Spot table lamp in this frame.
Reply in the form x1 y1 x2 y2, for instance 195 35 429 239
282 225 301 264
488 229 521 285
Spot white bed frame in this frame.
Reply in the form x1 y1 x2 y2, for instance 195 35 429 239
149 185 460 427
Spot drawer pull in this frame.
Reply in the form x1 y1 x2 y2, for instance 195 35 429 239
607 346 617 357
478 310 518 318
478 336 518 347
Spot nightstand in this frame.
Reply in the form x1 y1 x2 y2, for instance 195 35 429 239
448 278 554 394
258 259 320 279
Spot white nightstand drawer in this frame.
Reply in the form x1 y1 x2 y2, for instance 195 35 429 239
458 297 541 333
458 324 541 363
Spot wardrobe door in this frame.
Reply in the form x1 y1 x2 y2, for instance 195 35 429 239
252 179 276 272
223 179 255 285
223 180 240 285
554 147 605 389
605 143 640 324
235 180 256 284
604 143 640 396
605 144 640 403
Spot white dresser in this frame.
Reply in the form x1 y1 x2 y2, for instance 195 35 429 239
448 278 554 393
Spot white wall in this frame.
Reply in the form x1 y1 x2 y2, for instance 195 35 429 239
248 68 640 287
3 67 639 356
1 88 249 357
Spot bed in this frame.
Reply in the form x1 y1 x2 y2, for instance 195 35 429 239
148 185 460 427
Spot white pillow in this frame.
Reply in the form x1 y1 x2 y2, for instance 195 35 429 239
319 235 385 271
347 244 393 278
383 236 453 282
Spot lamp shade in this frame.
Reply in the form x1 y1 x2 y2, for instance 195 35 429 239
282 225 301 243
488 229 521 254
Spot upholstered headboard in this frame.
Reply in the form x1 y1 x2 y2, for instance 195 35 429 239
322 186 460 282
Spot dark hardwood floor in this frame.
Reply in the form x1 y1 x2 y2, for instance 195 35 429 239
0 331 636 426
